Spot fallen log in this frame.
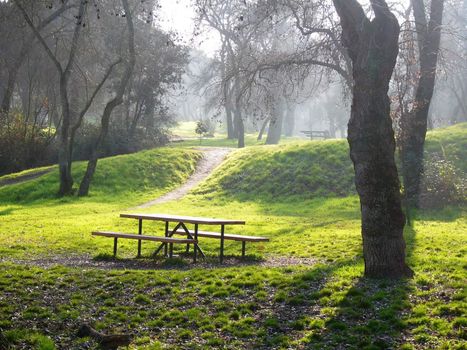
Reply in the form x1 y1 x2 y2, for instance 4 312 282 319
77 324 132 350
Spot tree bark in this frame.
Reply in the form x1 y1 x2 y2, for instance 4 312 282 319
232 77 245 148
78 0 135 196
265 100 284 145
400 0 444 207
284 102 295 137
257 116 270 141
224 94 235 139
220 39 235 139
234 107 245 148
333 0 413 278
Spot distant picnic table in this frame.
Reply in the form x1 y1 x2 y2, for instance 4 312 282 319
300 130 330 139
93 213 269 263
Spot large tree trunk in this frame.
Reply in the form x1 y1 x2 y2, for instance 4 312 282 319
333 0 413 278
265 101 284 145
78 0 135 196
1 57 24 116
400 0 444 207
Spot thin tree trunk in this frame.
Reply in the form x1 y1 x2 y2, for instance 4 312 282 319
15 0 86 196
401 0 444 207
328 112 337 138
78 0 135 196
333 0 413 278
257 116 270 141
225 101 235 139
143 94 156 131
234 107 244 148
232 77 244 148
284 103 295 137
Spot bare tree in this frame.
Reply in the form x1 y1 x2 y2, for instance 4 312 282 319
400 0 445 207
78 0 136 196
14 0 88 195
0 1 74 116
15 0 129 195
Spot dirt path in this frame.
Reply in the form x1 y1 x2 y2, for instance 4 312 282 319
0 168 53 187
136 147 232 209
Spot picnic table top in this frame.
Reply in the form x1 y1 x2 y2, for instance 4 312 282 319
120 213 246 225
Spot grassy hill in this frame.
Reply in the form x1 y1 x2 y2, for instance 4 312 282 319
0 148 202 204
195 123 467 200
0 148 202 258
0 124 465 349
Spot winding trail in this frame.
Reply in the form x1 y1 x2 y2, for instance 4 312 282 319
135 147 232 208
0 168 53 187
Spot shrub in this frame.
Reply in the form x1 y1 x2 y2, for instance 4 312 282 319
419 154 466 208
0 112 55 175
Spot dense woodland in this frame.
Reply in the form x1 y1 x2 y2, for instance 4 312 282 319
0 0 466 349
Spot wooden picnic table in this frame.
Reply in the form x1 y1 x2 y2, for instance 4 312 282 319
119 213 246 263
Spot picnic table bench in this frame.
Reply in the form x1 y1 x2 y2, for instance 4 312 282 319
92 231 197 259
171 229 269 257
92 213 268 263
300 130 330 139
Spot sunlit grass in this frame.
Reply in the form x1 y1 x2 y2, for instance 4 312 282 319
0 123 465 349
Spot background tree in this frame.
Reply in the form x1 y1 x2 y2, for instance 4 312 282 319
77 0 136 196
400 0 445 207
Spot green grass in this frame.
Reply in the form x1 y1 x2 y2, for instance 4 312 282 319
0 148 202 258
170 121 305 147
194 140 354 199
0 123 465 349
0 165 54 185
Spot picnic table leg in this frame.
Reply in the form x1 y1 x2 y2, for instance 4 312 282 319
164 221 169 257
193 224 199 263
242 241 246 258
113 237 118 257
186 225 190 254
137 219 142 258
220 225 225 263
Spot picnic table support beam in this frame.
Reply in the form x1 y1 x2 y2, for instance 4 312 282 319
113 237 118 257
242 241 246 258
137 219 142 258
220 224 225 263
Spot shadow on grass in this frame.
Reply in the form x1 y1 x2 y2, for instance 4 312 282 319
66 252 270 270
252 227 417 349
0 207 15 216
412 206 465 223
